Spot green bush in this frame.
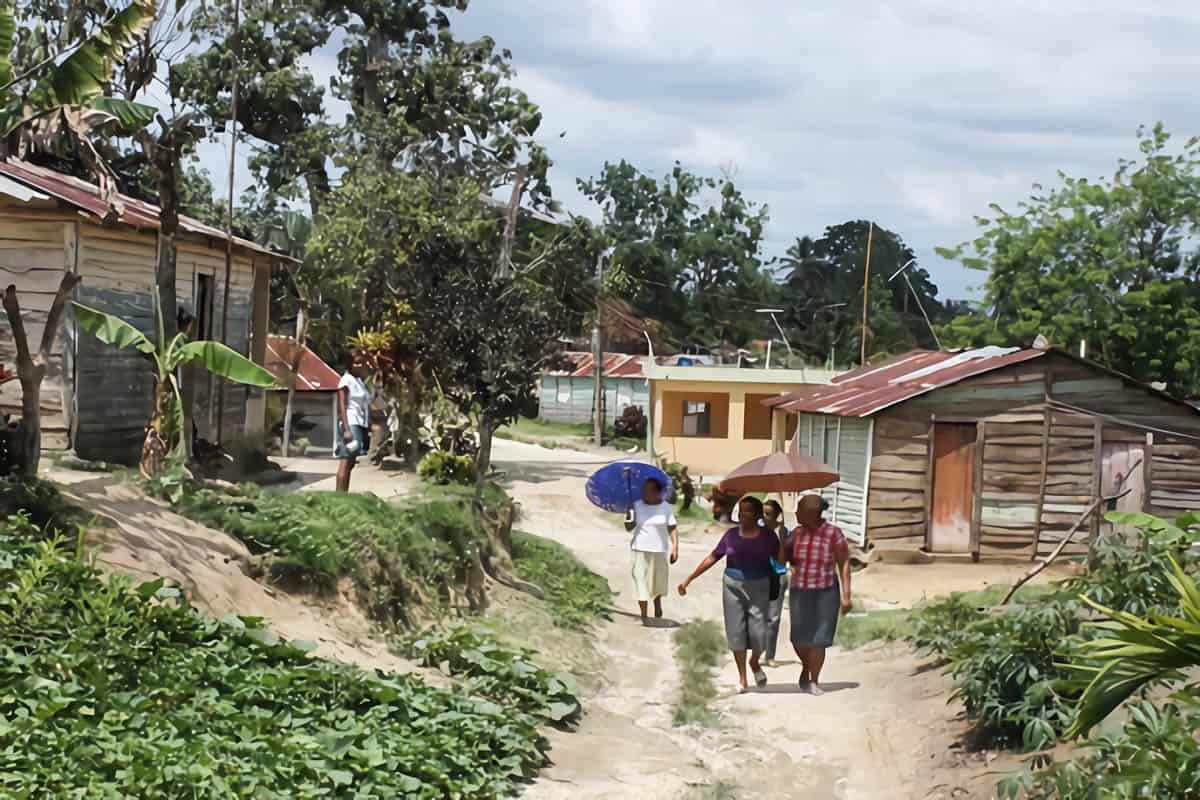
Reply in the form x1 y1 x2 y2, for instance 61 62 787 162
0 524 547 798
1000 700 1200 799
0 476 85 536
908 593 989 658
417 450 477 485
511 530 613 629
404 625 581 724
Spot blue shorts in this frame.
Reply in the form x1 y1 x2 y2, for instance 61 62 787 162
336 423 370 459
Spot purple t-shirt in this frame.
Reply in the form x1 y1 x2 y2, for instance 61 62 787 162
711 526 781 581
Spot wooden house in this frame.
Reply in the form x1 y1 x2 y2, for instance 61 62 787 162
538 352 650 428
766 345 1200 558
0 159 281 464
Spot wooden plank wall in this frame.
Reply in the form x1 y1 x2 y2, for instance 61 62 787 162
0 212 74 449
1048 354 1200 435
1148 436 1200 517
865 413 929 550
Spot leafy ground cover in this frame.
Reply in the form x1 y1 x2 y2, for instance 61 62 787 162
0 486 549 799
672 619 727 726
403 624 581 725
511 530 613 629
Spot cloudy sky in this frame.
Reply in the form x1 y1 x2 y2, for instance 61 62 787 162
439 0 1200 301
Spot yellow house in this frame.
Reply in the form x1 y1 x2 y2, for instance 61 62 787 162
644 363 839 476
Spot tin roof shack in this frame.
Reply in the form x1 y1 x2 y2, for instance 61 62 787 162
539 352 650 427
0 159 281 463
768 346 1200 559
263 335 341 454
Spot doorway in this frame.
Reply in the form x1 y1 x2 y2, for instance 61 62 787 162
1100 441 1146 543
930 422 977 553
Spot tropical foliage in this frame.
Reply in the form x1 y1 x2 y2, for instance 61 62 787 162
72 302 275 477
510 530 614 630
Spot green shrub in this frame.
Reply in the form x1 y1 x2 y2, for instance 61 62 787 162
404 625 581 724
673 619 727 726
1000 700 1200 799
0 525 547 799
908 593 989 658
0 476 85 535
511 530 613 629
417 450 477 485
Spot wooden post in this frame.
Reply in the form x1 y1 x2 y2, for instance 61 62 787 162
1090 420 1103 545
859 221 874 366
1031 406 1052 560
970 420 986 561
1143 433 1154 514
923 415 936 551
216 0 243 446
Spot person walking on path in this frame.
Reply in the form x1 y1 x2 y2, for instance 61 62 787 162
624 478 679 624
782 494 852 695
335 349 372 493
763 499 791 667
677 496 780 693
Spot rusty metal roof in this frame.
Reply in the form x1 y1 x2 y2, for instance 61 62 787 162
548 352 649 378
0 158 287 260
264 335 341 392
766 346 1049 417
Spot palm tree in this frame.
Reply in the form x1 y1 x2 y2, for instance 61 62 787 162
1065 557 1200 738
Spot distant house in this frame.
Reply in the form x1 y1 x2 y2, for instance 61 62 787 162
644 362 839 476
0 159 284 463
263 335 341 453
539 352 649 427
768 346 1200 554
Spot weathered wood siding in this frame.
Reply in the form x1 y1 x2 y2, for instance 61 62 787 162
1148 437 1200 518
865 412 931 550
0 207 75 449
73 225 257 464
794 412 870 543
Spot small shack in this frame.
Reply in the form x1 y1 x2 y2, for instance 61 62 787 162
767 346 1200 556
538 352 650 427
263 335 341 453
0 159 281 463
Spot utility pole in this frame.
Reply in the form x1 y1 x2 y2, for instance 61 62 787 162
859 221 875 366
592 248 612 445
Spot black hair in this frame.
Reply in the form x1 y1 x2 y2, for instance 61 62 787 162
177 307 195 330
644 477 664 492
738 495 764 523
763 499 784 516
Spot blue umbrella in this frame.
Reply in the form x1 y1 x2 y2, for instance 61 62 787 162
585 461 674 513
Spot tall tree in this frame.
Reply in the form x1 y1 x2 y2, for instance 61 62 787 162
939 124 1200 395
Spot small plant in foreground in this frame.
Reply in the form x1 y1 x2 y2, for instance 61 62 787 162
403 624 581 724
511 530 613 629
417 449 478 485
673 619 727 726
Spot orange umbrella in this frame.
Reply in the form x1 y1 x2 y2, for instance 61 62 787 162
718 451 839 495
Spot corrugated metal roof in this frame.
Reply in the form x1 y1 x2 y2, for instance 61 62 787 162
264 335 341 392
768 346 1049 417
0 158 288 260
548 351 650 378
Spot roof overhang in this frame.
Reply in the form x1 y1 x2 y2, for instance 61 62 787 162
643 363 840 385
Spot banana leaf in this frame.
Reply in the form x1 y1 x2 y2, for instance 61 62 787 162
176 340 277 388
89 96 157 134
72 302 155 355
0 0 15 90
44 0 157 107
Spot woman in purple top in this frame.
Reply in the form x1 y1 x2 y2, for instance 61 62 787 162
678 496 780 693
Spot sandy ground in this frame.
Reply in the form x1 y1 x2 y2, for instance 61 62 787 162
489 438 1035 800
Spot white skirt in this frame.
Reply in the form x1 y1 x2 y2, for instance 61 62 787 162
631 550 669 602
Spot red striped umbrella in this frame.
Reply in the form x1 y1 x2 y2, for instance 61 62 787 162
717 451 839 495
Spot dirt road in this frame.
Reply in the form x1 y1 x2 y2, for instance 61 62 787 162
492 438 1015 800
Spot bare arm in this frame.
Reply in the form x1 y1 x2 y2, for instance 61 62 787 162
337 387 353 441
677 553 719 595
669 525 679 564
836 552 852 612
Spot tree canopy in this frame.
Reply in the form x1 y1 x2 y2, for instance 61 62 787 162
940 123 1200 396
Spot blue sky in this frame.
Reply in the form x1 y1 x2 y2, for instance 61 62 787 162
199 0 1200 301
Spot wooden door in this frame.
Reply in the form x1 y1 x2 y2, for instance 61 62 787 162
930 423 977 553
1100 442 1146 542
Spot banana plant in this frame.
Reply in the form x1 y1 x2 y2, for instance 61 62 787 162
1064 556 1200 738
72 301 277 478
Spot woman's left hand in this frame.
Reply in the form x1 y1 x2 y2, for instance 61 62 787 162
840 595 852 614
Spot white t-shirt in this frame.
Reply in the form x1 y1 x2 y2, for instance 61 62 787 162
630 500 677 553
338 372 371 429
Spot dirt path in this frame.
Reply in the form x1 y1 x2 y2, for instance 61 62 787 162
491 439 1018 800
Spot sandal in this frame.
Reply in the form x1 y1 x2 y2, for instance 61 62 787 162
753 668 768 688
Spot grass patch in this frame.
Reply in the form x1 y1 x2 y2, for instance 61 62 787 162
686 781 738 800
0 484 547 798
511 530 614 629
504 418 592 438
672 619 727 726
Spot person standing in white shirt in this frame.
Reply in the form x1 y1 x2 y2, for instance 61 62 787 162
336 349 372 492
624 478 679 624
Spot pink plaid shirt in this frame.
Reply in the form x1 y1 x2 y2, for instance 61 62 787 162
788 521 849 590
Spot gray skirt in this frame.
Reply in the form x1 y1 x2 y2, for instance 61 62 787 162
722 574 771 651
789 584 840 648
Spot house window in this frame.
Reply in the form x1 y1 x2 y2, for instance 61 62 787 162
682 401 711 436
617 384 632 412
743 393 775 440
556 379 571 404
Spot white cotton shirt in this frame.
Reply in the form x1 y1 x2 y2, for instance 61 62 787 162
338 372 371 428
630 500 677 553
